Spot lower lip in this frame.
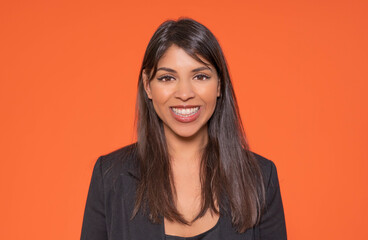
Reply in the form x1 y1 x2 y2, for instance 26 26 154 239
170 107 201 123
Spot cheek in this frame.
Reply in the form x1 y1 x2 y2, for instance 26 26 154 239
150 86 172 111
198 85 219 104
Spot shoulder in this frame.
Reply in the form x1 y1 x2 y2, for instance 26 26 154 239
251 152 287 237
251 152 275 173
96 142 139 180
250 152 280 191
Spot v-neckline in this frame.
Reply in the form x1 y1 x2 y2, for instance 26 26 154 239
162 205 222 239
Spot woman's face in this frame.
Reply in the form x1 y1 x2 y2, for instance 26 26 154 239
143 44 220 140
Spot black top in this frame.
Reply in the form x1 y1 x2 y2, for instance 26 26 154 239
165 217 221 240
80 143 287 240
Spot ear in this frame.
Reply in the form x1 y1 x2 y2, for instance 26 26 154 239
142 70 152 99
217 79 221 97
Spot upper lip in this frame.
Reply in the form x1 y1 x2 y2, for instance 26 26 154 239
170 105 200 108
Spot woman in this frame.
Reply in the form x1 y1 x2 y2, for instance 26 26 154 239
81 18 287 240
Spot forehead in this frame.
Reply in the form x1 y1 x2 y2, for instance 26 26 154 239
157 45 212 69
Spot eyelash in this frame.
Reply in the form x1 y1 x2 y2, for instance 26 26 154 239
157 74 211 82
157 75 175 82
194 74 210 80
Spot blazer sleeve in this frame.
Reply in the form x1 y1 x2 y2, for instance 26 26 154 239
258 161 287 240
81 157 108 240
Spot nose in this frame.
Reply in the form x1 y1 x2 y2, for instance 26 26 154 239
174 79 195 101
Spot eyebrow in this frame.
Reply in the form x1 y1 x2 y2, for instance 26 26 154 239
156 66 212 73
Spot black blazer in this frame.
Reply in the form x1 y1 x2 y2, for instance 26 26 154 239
81 143 287 240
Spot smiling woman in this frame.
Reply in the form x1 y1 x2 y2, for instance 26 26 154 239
143 45 220 138
81 18 287 240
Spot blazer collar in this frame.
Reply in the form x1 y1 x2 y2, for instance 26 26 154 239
122 143 140 180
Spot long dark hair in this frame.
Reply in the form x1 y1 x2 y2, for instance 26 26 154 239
133 18 265 233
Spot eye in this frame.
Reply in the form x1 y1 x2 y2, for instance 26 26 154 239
157 75 175 82
194 74 210 81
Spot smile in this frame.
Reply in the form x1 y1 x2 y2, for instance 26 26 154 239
171 107 200 116
169 106 201 123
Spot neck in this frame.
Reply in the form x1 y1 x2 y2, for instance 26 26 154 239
164 125 208 165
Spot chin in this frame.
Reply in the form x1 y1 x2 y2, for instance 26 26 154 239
171 130 197 139
172 125 207 139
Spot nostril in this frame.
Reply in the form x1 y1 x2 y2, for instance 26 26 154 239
174 87 195 100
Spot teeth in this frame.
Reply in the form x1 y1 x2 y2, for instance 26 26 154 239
171 107 200 116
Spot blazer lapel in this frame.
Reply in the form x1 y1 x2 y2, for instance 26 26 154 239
119 154 165 240
218 212 256 239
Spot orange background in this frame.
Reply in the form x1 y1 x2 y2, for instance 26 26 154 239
1 0 367 239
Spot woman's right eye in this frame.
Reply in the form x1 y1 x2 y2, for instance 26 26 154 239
157 75 175 82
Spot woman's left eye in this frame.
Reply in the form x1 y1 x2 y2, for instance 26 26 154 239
194 74 210 80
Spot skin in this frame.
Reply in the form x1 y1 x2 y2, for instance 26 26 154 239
143 44 220 237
